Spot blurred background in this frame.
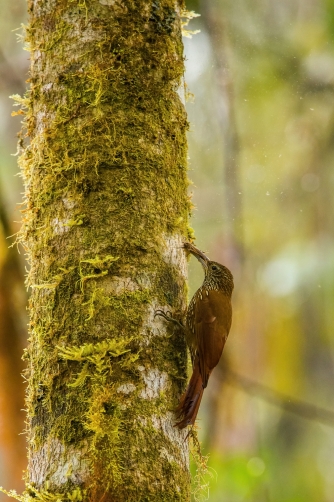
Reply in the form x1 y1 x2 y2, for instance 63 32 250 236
1 0 334 500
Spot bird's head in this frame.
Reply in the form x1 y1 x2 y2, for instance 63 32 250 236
184 242 234 295
199 259 234 293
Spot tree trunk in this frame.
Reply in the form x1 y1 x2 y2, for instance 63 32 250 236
20 1 190 500
201 0 244 264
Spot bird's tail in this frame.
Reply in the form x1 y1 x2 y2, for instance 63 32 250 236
175 360 204 429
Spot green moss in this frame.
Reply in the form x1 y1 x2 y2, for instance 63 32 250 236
0 484 87 502
64 215 86 227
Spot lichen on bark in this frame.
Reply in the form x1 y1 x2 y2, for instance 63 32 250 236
17 0 191 500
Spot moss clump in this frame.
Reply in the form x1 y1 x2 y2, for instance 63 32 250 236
0 485 86 502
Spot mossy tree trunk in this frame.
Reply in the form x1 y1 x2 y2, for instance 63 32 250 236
20 0 191 500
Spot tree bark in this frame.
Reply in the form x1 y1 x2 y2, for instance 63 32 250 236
20 1 190 500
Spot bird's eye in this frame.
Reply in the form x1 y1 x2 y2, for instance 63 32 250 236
211 265 218 271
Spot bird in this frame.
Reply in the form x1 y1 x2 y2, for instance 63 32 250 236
155 242 233 429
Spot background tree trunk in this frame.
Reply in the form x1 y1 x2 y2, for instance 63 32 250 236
20 0 190 500
0 199 27 497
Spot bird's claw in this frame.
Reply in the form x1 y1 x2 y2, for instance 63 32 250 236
154 309 173 321
154 309 185 330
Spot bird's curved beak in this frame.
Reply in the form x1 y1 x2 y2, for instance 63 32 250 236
183 242 209 271
195 255 209 272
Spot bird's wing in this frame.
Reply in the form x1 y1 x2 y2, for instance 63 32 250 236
194 290 232 387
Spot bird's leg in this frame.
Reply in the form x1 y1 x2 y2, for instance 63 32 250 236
154 309 185 331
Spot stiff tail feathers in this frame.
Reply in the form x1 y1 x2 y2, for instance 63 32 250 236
174 360 204 429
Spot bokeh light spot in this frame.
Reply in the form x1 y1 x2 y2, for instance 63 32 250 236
301 173 320 192
258 257 299 296
247 457 266 477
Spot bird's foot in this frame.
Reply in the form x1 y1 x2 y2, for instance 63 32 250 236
154 309 184 330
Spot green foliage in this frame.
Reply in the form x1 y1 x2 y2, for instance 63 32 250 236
325 0 334 41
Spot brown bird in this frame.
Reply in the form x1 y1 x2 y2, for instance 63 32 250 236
156 242 233 429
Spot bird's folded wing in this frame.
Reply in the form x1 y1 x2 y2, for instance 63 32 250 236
195 291 232 387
